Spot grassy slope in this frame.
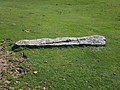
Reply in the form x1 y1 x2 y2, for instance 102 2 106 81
0 0 120 89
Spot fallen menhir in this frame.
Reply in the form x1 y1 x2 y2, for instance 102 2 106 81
15 35 106 47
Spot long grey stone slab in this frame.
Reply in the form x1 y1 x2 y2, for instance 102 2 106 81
15 35 106 46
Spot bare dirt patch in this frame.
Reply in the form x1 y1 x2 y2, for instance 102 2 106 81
0 43 8 72
0 42 9 89
0 41 28 89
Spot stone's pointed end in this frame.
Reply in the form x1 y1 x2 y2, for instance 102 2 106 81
15 35 106 47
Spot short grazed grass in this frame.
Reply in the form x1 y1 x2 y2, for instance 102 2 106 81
0 0 120 89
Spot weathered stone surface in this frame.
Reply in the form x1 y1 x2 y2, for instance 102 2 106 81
15 35 106 46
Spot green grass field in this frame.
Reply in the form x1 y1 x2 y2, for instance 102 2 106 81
0 0 120 89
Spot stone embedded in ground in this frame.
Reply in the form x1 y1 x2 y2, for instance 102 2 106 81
33 71 38 74
15 35 106 46
22 29 31 33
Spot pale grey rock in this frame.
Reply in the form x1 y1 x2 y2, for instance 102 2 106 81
15 35 106 46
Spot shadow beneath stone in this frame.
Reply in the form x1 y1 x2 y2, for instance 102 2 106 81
12 44 105 52
11 45 26 52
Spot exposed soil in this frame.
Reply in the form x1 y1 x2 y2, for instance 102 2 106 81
0 42 28 89
0 43 8 72
0 42 9 89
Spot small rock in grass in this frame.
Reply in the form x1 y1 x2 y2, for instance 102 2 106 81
42 87 46 90
16 80 20 84
33 71 38 74
22 29 31 33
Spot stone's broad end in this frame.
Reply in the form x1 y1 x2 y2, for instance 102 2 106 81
15 35 106 47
